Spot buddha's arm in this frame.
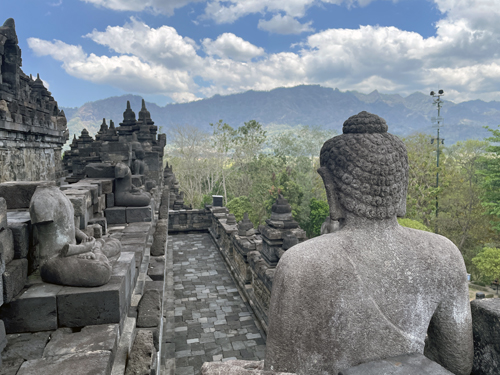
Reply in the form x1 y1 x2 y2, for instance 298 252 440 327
424 285 473 375
61 238 96 258
75 227 94 243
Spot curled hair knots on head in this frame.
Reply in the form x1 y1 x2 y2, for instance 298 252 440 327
319 112 409 219
342 111 389 134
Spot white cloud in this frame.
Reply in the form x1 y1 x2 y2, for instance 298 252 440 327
85 18 202 69
30 0 500 103
202 33 265 61
81 0 203 15
258 14 314 34
202 0 383 24
28 37 197 101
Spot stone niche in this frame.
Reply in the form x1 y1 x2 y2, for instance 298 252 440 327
0 19 68 184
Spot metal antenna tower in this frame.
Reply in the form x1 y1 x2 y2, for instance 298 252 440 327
430 89 445 233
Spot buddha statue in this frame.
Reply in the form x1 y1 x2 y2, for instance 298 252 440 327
263 111 473 375
29 185 113 287
130 133 148 176
114 162 151 207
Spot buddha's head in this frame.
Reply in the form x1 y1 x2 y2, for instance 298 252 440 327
317 111 408 221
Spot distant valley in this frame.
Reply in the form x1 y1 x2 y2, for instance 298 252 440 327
61 85 500 145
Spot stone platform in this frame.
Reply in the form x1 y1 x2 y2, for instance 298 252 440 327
0 221 156 374
0 222 152 334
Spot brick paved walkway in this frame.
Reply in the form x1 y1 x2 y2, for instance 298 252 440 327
171 233 266 375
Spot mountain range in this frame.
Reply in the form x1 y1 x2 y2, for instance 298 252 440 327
61 85 500 145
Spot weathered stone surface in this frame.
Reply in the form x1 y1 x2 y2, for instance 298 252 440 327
92 223 103 238
105 207 127 224
201 360 294 375
43 324 118 358
0 228 14 265
0 319 6 356
0 283 62 333
471 298 500 375
84 163 116 179
31 186 112 287
1 359 24 374
151 219 167 256
106 192 115 208
61 188 92 212
264 112 473 375
147 256 164 281
137 289 160 328
126 205 152 223
17 350 113 375
114 163 151 207
56 276 126 327
339 353 454 374
131 175 142 188
0 197 6 230
3 258 27 303
1 331 52 361
111 252 135 308
0 20 68 184
8 222 29 259
71 183 99 204
89 216 108 235
0 182 57 210
125 330 155 375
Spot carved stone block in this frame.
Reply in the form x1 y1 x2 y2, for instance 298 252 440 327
3 258 27 303
0 283 62 333
126 205 152 223
105 207 127 224
56 275 127 327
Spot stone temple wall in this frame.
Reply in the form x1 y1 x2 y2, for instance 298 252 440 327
0 18 68 184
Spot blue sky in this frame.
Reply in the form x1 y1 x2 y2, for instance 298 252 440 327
3 0 499 107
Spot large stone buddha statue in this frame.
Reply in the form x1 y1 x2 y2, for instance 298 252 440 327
202 111 473 375
264 111 473 375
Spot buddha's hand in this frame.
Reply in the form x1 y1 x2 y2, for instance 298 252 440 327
81 235 95 243
77 251 96 260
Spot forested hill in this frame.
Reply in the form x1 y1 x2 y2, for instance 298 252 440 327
61 85 500 144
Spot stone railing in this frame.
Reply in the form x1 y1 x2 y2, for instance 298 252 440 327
164 193 306 334
164 191 500 374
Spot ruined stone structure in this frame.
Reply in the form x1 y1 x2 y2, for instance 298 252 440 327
63 100 166 188
0 19 68 184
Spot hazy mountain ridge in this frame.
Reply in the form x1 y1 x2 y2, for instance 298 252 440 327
61 85 500 145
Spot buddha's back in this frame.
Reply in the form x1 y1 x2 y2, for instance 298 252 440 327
264 221 471 375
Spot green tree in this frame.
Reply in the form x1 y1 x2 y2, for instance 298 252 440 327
472 247 500 284
226 196 256 224
210 120 237 206
480 125 500 232
403 133 441 228
304 198 329 238
397 218 431 232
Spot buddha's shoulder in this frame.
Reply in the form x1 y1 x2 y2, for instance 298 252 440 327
399 226 462 258
278 233 351 268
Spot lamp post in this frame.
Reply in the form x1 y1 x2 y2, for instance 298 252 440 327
430 89 444 234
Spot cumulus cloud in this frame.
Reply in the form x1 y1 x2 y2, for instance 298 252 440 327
202 33 265 61
81 0 203 15
85 18 202 69
31 0 500 103
258 14 314 34
28 37 197 101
